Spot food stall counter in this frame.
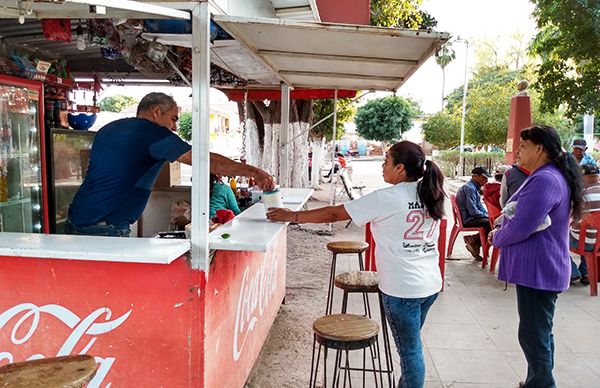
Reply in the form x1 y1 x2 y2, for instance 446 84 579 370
0 232 190 264
209 188 314 252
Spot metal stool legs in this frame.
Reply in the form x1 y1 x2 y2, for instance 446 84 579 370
339 290 394 387
326 251 367 315
309 335 383 388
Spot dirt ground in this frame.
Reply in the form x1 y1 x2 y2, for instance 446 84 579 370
244 185 366 388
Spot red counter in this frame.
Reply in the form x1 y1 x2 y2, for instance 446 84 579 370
0 229 287 387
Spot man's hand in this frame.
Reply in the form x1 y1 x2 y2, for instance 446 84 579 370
267 207 294 222
253 168 275 192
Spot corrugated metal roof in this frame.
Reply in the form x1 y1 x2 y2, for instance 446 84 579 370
214 15 450 91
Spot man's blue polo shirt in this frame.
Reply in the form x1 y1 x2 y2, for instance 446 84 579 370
68 118 191 228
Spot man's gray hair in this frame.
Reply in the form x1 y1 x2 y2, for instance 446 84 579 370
136 92 177 116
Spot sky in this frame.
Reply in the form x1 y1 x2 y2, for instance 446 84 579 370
94 0 538 115
398 0 537 113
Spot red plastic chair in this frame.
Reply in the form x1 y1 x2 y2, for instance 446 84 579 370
447 194 489 264
569 211 600 296
483 199 502 272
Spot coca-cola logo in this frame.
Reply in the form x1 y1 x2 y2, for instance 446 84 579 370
233 252 278 361
0 303 132 387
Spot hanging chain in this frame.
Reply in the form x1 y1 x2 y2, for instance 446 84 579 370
240 90 248 162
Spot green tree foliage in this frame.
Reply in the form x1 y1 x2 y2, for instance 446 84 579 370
433 65 576 148
530 1 600 117
355 96 417 143
370 0 437 29
311 98 355 141
177 111 192 141
422 112 460 149
98 95 138 113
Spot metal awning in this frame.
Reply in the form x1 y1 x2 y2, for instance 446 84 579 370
271 0 320 21
214 15 450 91
0 0 190 20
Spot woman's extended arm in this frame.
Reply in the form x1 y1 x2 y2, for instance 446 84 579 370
267 205 351 224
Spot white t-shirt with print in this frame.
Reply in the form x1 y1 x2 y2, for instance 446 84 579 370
344 181 442 298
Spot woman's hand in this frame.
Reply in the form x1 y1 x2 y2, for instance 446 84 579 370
267 207 295 222
488 228 497 245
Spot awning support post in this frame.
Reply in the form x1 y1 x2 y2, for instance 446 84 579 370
190 1 210 271
328 88 338 232
279 83 291 187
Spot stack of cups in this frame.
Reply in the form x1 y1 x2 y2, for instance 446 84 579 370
261 189 283 218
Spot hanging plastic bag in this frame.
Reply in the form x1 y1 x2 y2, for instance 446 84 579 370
41 19 72 42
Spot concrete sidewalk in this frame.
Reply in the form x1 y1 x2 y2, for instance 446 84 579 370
247 189 600 387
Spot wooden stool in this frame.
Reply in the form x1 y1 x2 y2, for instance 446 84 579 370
335 271 394 387
325 241 369 315
310 314 383 388
0 355 97 388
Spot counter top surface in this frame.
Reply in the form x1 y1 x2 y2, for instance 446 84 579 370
208 188 313 252
0 188 313 263
0 232 190 264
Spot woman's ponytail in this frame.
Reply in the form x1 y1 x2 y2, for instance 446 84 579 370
418 160 446 220
555 152 584 221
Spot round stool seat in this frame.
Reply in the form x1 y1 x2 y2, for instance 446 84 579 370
326 241 369 254
0 355 97 388
314 314 379 344
335 271 379 293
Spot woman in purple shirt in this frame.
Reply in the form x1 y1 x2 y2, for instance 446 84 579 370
490 125 584 388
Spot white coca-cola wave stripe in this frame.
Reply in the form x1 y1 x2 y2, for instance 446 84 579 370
0 303 132 387
233 253 279 361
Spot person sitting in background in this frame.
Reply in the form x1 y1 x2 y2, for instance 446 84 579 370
456 166 492 260
569 163 600 285
209 174 241 219
500 162 530 208
571 138 597 166
484 165 510 210
323 152 347 180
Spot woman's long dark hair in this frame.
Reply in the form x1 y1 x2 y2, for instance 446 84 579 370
520 125 585 221
388 141 446 220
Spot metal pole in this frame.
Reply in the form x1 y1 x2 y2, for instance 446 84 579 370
328 89 338 231
458 38 469 174
190 2 210 271
280 83 291 187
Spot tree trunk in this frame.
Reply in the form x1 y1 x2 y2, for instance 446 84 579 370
441 69 446 111
239 99 313 188
310 137 325 189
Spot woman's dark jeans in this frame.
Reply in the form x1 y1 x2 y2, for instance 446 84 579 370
516 285 559 388
381 292 438 388
64 219 131 237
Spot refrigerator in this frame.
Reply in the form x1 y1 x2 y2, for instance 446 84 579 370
0 74 48 233
47 128 95 233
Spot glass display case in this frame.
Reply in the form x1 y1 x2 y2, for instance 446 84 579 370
0 75 47 233
48 129 95 233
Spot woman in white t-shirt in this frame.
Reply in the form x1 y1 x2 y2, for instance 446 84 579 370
267 141 445 388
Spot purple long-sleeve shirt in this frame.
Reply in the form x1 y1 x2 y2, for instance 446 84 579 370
493 163 571 292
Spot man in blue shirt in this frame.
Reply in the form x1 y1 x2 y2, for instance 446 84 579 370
65 92 274 237
456 166 492 260
571 138 597 166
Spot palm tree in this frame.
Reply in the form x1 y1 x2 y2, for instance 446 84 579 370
435 43 456 111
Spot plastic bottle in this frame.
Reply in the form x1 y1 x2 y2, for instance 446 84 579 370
229 177 237 191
